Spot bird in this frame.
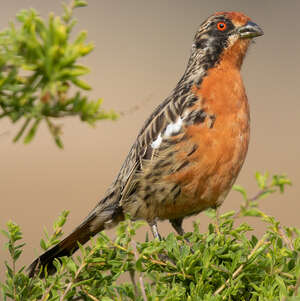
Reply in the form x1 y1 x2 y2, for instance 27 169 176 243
28 11 263 277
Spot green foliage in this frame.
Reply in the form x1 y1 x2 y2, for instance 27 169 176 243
0 0 117 148
2 2 297 300
1 173 299 300
40 210 69 251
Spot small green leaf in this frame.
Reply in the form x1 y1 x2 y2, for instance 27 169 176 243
40 239 47 250
233 185 248 200
243 208 262 217
13 118 31 142
66 259 77 275
74 0 88 8
255 171 269 189
23 118 41 144
205 208 217 219
71 78 91 90
55 135 64 149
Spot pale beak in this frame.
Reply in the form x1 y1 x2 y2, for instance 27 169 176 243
238 21 264 39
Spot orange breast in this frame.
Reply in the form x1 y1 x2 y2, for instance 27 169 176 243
160 58 250 219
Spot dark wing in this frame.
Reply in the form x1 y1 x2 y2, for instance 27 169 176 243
114 83 200 199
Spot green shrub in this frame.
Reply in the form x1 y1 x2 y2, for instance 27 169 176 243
1 172 298 300
0 0 117 148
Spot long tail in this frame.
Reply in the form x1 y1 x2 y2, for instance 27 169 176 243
28 197 123 277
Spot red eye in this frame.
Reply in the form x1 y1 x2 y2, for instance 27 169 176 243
217 22 227 31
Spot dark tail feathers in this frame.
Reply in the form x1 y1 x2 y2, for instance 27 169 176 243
27 218 103 278
28 192 124 278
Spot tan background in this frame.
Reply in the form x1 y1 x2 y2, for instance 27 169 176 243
1 1 299 281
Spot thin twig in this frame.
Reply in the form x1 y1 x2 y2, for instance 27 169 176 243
214 207 221 235
277 225 294 251
235 188 295 252
132 240 147 301
214 235 269 296
234 188 269 219
44 111 78 118
293 275 300 296
165 272 193 279
41 282 56 301
129 270 139 297
59 249 96 301
81 287 100 301
59 263 86 301
111 241 171 267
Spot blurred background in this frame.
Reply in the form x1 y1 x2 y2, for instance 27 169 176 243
1 0 299 281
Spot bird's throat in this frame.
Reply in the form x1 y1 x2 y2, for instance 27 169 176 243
221 38 251 69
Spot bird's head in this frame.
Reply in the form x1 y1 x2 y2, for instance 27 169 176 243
192 12 263 70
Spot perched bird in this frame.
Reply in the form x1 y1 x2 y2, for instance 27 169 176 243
28 11 263 277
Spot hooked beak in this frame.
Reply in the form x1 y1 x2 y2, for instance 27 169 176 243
238 21 264 39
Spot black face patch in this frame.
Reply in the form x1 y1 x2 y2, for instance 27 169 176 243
194 17 235 70
195 39 208 49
